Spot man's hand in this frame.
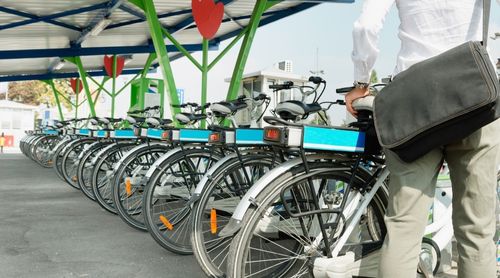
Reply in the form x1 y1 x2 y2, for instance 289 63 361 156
345 87 370 117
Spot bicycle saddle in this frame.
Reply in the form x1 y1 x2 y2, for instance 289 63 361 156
97 117 110 124
208 125 234 132
275 100 322 120
146 117 173 127
126 116 146 125
352 96 374 112
210 101 248 116
175 113 207 125
105 117 122 123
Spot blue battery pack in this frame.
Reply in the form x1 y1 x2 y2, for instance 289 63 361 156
113 129 136 139
179 129 211 143
43 129 59 135
77 129 90 136
235 129 266 145
147 128 164 140
302 126 365 153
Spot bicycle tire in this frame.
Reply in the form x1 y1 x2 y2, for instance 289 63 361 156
113 144 171 231
77 142 111 201
226 161 388 278
191 152 278 277
143 147 222 254
62 139 94 189
91 142 136 214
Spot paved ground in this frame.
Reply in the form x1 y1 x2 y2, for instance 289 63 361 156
0 154 204 278
0 153 488 278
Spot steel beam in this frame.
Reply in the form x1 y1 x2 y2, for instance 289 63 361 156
0 68 151 82
0 4 109 32
73 0 126 46
73 57 97 117
45 80 65 121
142 0 181 118
226 0 268 101
108 9 191 29
0 43 216 60
201 39 209 128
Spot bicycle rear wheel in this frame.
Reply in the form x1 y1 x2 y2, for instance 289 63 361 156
77 142 110 201
113 144 170 230
91 142 136 214
143 147 221 254
191 152 278 277
226 161 388 278
62 139 94 189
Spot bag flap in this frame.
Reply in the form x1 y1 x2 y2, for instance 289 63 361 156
374 41 498 148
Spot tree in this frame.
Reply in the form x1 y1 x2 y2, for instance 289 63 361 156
6 80 74 110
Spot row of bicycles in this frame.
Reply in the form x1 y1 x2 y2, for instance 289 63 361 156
18 76 490 278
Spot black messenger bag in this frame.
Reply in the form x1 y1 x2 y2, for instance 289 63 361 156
373 0 499 163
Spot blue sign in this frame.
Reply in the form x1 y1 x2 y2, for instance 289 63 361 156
177 89 184 104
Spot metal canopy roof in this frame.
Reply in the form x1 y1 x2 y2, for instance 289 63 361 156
0 0 353 82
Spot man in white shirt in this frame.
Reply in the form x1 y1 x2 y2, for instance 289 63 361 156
345 0 500 277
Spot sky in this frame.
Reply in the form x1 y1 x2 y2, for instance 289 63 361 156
1 1 499 124
164 0 500 124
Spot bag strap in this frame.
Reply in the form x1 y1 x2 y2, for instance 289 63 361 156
483 0 491 47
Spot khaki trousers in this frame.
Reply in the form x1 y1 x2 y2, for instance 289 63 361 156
378 119 500 278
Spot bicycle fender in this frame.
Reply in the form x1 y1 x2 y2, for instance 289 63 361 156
143 146 185 183
90 143 119 166
219 154 338 237
192 153 238 197
113 142 171 172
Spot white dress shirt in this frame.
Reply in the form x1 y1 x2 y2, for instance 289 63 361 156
352 0 485 83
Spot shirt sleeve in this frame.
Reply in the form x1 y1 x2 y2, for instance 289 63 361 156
351 0 395 83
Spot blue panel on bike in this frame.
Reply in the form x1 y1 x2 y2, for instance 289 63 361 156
147 128 164 139
96 130 108 138
179 129 211 142
114 129 136 139
235 129 266 145
43 129 58 135
77 129 90 136
302 126 365 153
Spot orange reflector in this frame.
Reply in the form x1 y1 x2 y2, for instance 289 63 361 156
159 215 173 230
125 178 132 196
72 176 77 182
209 133 220 143
264 128 281 141
162 131 170 140
210 208 217 234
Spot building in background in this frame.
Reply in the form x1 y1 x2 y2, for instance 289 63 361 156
226 61 309 127
0 100 36 147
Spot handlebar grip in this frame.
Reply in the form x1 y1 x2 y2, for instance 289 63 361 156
109 118 122 123
268 84 282 89
308 76 324 84
144 105 160 111
336 86 355 94
195 103 211 111
254 94 269 101
269 81 294 90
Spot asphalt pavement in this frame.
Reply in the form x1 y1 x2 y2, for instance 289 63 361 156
0 153 204 278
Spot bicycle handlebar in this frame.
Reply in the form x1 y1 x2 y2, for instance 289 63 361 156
308 76 325 85
336 86 355 94
195 103 211 111
269 81 294 90
172 103 200 109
